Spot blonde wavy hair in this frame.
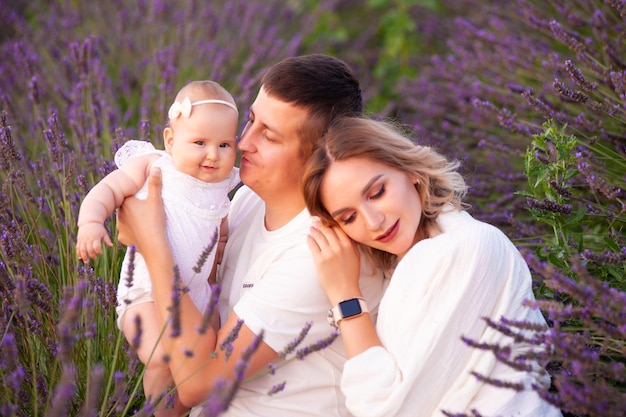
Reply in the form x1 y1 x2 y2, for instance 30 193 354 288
303 117 469 272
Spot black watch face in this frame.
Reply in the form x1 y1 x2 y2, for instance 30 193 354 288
339 298 362 318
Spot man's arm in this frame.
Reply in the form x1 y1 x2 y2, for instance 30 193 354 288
117 167 278 407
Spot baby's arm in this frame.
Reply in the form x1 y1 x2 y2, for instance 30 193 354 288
76 153 159 262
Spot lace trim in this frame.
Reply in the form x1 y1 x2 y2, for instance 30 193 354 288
114 140 159 167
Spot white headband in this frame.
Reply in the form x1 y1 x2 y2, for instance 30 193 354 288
168 96 238 120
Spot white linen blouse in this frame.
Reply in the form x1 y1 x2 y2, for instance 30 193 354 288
341 209 562 417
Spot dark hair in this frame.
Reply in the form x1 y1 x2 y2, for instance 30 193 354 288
303 117 468 271
261 54 363 159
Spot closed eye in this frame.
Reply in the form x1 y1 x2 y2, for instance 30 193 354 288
340 212 356 225
371 184 385 199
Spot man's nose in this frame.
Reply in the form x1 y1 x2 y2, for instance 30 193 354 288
238 121 255 152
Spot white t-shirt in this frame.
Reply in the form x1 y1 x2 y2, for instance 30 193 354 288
197 186 386 417
340 209 562 417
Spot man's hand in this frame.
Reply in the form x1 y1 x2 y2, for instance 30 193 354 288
116 166 166 252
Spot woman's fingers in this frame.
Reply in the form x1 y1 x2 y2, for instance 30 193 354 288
308 222 356 262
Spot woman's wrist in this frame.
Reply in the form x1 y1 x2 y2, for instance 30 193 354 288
328 297 369 330
327 287 363 307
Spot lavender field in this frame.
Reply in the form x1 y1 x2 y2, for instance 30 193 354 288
1 0 624 416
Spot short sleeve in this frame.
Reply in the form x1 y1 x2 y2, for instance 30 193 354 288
233 243 333 354
114 140 156 167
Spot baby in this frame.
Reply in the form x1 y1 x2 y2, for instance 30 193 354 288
76 80 239 416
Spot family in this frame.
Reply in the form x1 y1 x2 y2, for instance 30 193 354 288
76 54 562 416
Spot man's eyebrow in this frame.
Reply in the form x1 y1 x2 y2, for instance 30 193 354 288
330 174 384 218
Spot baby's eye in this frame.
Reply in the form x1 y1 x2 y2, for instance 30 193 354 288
219 142 231 148
194 140 205 146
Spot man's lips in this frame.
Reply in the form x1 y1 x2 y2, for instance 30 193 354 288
376 220 399 243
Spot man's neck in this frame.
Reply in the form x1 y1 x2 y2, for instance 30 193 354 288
263 192 306 231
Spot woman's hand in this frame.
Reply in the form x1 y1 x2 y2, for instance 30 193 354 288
307 221 362 305
116 166 166 253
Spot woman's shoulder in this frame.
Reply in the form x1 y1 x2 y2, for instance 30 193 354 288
440 210 510 245
403 210 513 265
392 211 522 292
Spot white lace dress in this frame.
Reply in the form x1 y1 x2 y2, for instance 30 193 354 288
114 140 240 327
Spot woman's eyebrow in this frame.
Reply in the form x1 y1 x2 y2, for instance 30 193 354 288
330 174 384 218
361 174 384 196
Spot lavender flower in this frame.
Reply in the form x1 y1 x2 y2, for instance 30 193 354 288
219 319 244 362
277 321 312 358
131 313 143 351
200 331 265 416
124 245 136 290
296 331 340 360
168 265 182 338
196 284 221 335
267 381 287 396
1 0 624 415
192 228 219 274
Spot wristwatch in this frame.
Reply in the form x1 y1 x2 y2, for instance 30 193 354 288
327 297 369 329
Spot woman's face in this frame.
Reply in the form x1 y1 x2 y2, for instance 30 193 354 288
320 157 423 258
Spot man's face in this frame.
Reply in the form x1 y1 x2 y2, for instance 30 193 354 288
238 86 309 202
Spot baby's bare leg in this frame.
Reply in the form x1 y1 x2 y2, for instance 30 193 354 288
121 302 189 417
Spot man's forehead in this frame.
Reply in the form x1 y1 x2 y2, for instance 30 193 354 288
250 87 307 133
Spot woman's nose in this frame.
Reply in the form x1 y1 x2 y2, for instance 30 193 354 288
363 206 384 231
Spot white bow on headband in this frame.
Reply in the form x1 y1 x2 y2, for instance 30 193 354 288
168 97 238 120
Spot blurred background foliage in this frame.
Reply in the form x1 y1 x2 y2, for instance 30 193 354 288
1 0 624 415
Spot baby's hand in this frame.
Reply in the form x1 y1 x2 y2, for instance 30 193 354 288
76 223 113 262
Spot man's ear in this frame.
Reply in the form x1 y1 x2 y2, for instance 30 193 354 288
163 127 174 151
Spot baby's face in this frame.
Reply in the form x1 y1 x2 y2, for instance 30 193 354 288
165 103 237 183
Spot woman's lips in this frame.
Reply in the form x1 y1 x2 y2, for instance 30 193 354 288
376 220 399 243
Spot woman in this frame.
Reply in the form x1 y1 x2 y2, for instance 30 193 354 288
303 117 562 417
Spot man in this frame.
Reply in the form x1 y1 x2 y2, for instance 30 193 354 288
117 54 386 416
